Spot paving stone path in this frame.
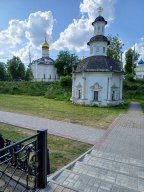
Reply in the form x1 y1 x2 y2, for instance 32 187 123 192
45 102 144 192
0 110 104 144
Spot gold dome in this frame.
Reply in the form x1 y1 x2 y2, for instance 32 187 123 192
42 40 49 50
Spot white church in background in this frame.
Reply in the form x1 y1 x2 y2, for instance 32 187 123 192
135 59 144 79
71 7 123 106
30 36 58 82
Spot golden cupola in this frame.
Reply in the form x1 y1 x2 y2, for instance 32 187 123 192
42 34 49 57
42 39 49 50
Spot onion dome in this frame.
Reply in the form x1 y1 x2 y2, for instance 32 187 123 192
42 40 49 50
138 59 144 65
92 16 107 25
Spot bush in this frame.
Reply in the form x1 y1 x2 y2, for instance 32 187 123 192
60 76 72 87
123 79 144 99
125 73 135 81
45 82 71 101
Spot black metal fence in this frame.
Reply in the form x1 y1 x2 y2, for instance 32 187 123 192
0 130 50 191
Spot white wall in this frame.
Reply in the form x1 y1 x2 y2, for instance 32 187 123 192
72 72 122 106
90 42 107 56
31 63 58 81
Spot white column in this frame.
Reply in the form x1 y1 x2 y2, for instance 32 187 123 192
120 77 123 100
108 77 112 100
72 75 76 99
82 73 86 100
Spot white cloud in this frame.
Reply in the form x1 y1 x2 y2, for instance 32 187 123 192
135 38 144 59
52 18 92 52
0 11 54 65
25 11 54 46
80 0 116 23
0 0 117 65
52 0 116 52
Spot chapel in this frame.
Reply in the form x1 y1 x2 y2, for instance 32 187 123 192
71 7 123 106
30 36 58 82
135 59 144 79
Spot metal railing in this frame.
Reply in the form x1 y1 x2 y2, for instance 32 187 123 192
0 130 50 191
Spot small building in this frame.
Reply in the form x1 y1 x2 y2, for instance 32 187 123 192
71 8 123 106
135 59 144 79
30 37 58 82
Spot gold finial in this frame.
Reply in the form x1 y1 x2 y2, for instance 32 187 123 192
42 32 49 50
97 7 103 16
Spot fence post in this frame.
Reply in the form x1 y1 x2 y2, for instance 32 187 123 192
37 130 48 188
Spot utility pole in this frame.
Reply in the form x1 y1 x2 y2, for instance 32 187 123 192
29 46 32 64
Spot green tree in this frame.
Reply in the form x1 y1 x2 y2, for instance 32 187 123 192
0 62 7 81
25 67 33 81
107 35 123 64
125 48 139 75
54 51 79 76
7 56 25 80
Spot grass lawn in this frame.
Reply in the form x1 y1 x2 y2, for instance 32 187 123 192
0 94 128 129
0 123 91 173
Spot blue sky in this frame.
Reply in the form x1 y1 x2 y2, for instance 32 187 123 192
0 0 144 65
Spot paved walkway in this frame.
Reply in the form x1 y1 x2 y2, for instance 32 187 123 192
0 111 104 144
95 102 144 160
45 102 144 192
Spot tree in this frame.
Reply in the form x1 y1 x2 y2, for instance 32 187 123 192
125 48 139 75
107 35 123 64
7 56 25 80
54 51 79 76
25 67 33 81
0 62 7 81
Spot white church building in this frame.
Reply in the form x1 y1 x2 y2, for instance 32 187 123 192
71 8 123 106
30 37 58 82
135 59 144 79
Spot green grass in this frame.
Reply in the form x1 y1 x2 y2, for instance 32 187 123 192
0 123 91 173
0 94 127 128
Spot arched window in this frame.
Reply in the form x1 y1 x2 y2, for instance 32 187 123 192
94 91 98 101
103 47 105 53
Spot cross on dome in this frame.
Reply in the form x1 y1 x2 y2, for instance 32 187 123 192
97 7 103 15
44 32 47 42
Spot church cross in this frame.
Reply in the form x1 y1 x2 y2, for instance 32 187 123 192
97 7 103 15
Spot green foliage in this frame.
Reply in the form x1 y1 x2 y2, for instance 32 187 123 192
125 73 135 81
60 76 72 87
0 81 72 100
54 51 79 76
124 48 139 75
0 81 50 96
25 67 33 81
107 35 123 63
7 56 26 80
0 62 7 81
45 82 71 101
123 79 144 99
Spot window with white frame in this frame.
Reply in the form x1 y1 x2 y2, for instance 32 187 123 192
93 91 98 101
90 82 102 102
76 83 82 99
103 47 105 53
78 89 81 99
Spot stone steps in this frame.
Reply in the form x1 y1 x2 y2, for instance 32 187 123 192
47 149 144 191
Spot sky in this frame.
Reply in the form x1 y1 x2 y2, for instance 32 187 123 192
0 0 144 66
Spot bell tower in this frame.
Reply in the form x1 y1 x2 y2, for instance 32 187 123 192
87 7 110 56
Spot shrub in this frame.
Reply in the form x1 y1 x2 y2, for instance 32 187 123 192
60 76 72 87
45 82 71 101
